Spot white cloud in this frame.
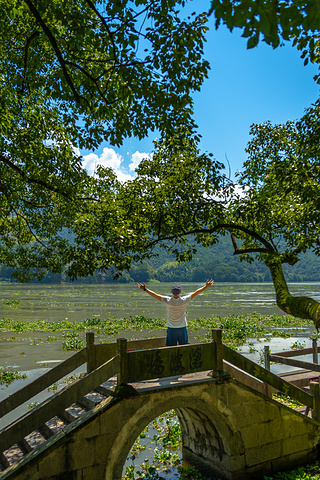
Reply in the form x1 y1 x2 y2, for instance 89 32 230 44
129 151 150 171
82 148 122 175
72 145 81 157
82 147 151 182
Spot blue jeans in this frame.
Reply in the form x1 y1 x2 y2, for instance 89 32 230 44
166 327 189 346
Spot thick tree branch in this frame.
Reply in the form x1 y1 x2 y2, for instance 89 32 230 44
22 30 39 94
23 0 81 103
9 206 51 250
266 258 320 329
0 154 71 199
146 222 276 252
82 0 118 59
230 232 270 255
63 60 121 106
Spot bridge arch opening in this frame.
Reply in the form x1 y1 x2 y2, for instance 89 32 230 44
121 409 182 478
105 391 243 480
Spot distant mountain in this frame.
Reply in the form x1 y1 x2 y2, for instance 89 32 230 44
1 235 320 283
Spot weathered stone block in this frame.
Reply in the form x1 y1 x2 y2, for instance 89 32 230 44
232 400 281 430
67 437 97 471
225 384 255 406
271 448 318 474
211 382 229 404
82 463 106 480
280 412 317 436
239 425 259 449
257 419 288 445
245 440 282 467
282 434 313 456
98 402 129 435
37 444 68 477
73 414 101 440
243 460 273 480
228 452 246 471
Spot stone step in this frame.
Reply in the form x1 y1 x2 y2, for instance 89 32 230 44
43 416 69 438
0 387 110 473
79 390 107 410
22 429 47 453
62 403 87 423
96 381 115 397
1 443 27 468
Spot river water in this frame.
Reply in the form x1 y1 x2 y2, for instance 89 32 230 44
1 281 319 373
2 281 320 322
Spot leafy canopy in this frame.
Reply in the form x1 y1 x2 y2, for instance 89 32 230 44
2 0 320 284
0 0 210 280
209 0 320 72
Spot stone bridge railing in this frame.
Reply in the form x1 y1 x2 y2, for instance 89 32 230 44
0 330 222 455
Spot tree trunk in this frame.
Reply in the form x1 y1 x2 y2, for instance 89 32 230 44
266 258 320 330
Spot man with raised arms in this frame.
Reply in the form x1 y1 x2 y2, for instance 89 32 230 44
137 280 214 346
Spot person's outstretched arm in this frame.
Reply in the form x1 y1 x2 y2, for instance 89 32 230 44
190 279 214 300
137 282 162 301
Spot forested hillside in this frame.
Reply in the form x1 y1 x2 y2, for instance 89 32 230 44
1 236 320 284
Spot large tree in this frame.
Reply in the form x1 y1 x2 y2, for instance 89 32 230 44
113 101 320 327
0 0 209 280
2 0 320 295
111 1 320 327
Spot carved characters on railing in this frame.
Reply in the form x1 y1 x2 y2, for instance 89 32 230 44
147 350 165 378
189 346 204 371
170 349 186 375
127 342 215 382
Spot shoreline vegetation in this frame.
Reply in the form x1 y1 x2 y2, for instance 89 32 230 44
0 312 315 348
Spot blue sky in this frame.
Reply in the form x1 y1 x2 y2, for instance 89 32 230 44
82 16 319 181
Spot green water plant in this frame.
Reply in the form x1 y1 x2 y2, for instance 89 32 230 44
62 337 85 351
290 341 306 350
2 300 20 308
264 468 319 479
125 465 166 479
263 461 320 479
0 314 314 349
272 393 303 409
0 367 27 386
154 448 180 466
64 374 81 384
47 383 58 392
161 419 181 448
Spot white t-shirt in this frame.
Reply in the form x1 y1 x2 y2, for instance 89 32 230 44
161 295 192 328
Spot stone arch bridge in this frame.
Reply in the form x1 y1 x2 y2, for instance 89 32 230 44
0 330 320 480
